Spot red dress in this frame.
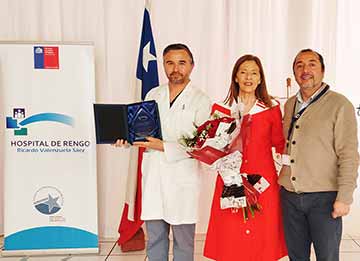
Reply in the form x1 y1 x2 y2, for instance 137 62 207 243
204 101 288 261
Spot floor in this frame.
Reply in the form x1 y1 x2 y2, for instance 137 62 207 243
1 234 360 261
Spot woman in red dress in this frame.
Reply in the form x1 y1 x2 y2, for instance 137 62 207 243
204 55 288 261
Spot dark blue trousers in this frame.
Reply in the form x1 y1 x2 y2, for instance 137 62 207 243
280 187 342 261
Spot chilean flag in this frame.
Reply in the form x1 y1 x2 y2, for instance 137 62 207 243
117 0 159 246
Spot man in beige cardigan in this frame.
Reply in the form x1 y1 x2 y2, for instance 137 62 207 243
279 49 359 261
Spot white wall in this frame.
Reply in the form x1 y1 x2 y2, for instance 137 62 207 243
335 0 360 235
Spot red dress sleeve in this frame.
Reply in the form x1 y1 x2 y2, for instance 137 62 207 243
271 105 285 154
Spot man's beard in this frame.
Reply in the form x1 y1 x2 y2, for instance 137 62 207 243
168 72 185 84
301 82 315 89
299 76 315 89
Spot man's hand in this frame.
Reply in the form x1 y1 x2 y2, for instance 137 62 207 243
112 139 130 148
133 137 164 151
332 200 350 219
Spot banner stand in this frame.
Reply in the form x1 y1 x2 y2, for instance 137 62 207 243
0 42 98 256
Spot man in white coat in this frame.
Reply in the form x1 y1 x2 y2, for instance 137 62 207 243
116 43 211 261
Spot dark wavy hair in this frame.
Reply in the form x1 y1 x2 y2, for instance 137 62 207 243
224 54 272 107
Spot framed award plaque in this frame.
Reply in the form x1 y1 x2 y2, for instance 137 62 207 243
93 100 162 144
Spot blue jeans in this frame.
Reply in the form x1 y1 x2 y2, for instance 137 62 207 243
280 187 342 261
145 220 195 261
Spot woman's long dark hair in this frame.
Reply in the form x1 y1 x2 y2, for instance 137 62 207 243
224 54 272 108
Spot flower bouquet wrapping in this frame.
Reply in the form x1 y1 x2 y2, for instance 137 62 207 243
179 103 270 221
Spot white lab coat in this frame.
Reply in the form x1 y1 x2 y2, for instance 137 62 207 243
140 83 211 224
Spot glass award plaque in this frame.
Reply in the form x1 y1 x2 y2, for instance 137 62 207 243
94 100 162 144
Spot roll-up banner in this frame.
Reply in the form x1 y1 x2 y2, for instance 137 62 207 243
0 42 98 256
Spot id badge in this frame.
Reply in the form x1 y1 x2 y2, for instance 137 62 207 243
282 154 291 166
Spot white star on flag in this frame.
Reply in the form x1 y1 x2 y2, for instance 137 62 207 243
142 41 156 72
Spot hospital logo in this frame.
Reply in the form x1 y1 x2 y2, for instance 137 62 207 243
33 186 64 215
6 108 74 136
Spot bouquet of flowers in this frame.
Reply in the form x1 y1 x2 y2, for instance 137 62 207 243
179 103 270 221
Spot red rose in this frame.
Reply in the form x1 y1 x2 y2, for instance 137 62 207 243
194 117 234 148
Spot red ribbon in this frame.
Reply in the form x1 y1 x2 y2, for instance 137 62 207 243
241 175 260 206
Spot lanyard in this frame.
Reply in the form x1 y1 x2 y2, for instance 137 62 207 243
287 85 329 140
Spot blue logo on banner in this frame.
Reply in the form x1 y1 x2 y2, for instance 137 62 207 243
6 108 74 136
33 186 63 215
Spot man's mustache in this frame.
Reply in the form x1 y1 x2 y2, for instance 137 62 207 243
170 72 183 77
300 73 313 80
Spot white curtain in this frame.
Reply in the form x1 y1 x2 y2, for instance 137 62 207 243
335 0 360 235
0 0 358 238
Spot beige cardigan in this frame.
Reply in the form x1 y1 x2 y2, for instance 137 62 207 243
278 89 359 204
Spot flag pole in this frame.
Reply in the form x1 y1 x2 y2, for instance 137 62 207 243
114 0 159 255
